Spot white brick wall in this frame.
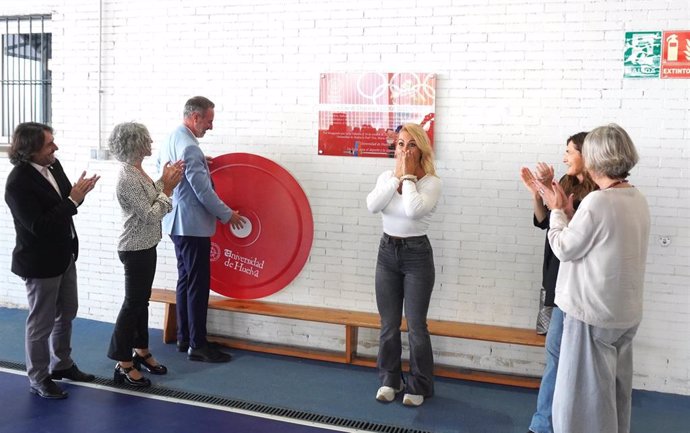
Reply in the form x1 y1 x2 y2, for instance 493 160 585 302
1 0 688 395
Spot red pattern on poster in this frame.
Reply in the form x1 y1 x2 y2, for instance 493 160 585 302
318 73 436 157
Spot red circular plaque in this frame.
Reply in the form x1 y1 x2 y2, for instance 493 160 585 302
209 153 313 299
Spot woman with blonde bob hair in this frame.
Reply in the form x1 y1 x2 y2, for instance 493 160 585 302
106 122 184 387
366 123 442 407
535 123 650 433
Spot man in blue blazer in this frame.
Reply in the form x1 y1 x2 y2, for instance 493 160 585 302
5 122 100 399
158 96 243 363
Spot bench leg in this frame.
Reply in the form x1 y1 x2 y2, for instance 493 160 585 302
162 303 177 344
345 325 359 363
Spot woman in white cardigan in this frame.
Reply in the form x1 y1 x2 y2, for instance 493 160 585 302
533 124 650 433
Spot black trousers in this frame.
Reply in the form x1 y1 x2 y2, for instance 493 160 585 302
107 246 157 361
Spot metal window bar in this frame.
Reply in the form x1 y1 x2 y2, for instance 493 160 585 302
1 14 51 143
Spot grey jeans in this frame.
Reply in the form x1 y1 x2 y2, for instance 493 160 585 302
375 233 435 397
553 314 639 433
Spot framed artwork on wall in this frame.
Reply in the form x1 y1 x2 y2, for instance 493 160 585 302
318 72 436 157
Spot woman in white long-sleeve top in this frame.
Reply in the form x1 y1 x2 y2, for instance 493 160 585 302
366 123 442 407
535 124 650 433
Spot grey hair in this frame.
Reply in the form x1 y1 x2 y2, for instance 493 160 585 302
583 123 639 179
108 122 151 164
183 96 214 118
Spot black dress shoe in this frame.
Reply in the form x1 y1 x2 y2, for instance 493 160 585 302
113 363 151 388
51 364 95 382
133 352 167 375
187 344 232 363
30 378 68 399
176 340 189 352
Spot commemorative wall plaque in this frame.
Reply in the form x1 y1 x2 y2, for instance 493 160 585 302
209 153 313 299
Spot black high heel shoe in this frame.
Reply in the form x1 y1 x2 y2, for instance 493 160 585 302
132 352 168 375
113 363 151 387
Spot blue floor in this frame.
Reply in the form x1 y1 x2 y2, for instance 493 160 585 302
0 307 688 433
0 369 334 433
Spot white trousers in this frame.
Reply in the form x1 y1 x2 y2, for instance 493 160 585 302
553 314 638 433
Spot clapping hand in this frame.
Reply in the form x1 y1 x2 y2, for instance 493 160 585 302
534 162 554 186
519 166 541 198
69 171 101 203
520 164 554 199
161 160 185 196
532 178 575 219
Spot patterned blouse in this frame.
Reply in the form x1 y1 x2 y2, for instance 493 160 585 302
116 163 172 251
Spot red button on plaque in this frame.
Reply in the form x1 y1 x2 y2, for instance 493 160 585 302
209 153 313 299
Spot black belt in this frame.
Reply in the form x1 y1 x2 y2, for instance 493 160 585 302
382 233 427 244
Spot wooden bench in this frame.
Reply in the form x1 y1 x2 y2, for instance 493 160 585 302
150 288 545 388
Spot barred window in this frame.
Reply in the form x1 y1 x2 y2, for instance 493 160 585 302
1 15 52 150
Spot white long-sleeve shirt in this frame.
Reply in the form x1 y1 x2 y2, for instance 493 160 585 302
366 170 442 237
550 187 650 329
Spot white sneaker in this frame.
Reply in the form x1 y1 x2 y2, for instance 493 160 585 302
375 385 402 402
402 393 424 406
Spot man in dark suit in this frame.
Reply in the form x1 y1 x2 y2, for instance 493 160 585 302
5 122 100 399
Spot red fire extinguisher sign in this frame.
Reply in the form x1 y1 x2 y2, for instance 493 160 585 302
661 31 690 79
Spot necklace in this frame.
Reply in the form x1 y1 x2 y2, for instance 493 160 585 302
604 179 629 190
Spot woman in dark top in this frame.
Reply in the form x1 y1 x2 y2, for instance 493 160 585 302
520 132 597 433
534 146 597 310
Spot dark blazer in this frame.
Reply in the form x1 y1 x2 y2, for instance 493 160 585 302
5 159 79 278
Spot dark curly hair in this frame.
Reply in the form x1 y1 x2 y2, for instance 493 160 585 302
9 122 53 166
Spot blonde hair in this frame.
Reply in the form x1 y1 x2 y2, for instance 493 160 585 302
400 123 437 176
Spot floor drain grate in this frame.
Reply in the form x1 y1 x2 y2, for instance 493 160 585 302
0 360 431 433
